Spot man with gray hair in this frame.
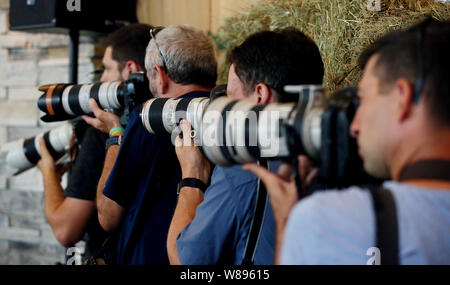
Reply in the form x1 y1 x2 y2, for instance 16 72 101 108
84 24 217 264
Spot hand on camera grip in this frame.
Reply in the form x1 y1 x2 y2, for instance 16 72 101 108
82 99 121 134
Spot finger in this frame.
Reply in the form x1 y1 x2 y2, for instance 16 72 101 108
174 133 183 148
277 162 293 180
39 137 51 158
298 155 310 180
82 115 100 129
305 167 319 187
88 99 104 119
179 120 193 147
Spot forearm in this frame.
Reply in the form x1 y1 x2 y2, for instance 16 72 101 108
96 145 119 207
42 170 65 222
274 221 287 265
96 145 124 232
167 187 204 265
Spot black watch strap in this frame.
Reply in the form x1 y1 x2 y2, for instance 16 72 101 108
105 135 122 151
177 178 207 195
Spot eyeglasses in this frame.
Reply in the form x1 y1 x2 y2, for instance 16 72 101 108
150 27 167 71
413 17 432 104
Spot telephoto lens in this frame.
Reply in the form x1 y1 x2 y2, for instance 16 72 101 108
201 85 324 166
140 84 228 136
202 85 375 186
37 72 152 122
0 123 77 175
141 97 210 135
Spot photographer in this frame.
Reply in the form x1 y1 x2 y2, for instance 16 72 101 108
87 25 218 264
245 18 450 265
37 23 151 263
168 28 324 265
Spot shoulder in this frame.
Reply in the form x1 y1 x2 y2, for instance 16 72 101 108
293 186 373 219
289 187 374 237
282 187 375 264
210 165 257 190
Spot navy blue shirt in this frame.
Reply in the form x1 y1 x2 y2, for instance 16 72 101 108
103 91 210 265
176 162 279 265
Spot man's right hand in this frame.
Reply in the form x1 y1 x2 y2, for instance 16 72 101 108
37 137 56 175
175 119 211 185
82 99 121 134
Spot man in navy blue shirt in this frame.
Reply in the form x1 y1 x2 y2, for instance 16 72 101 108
83 25 217 264
168 28 325 265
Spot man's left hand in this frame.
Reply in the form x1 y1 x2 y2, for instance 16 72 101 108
82 99 121 134
175 119 211 185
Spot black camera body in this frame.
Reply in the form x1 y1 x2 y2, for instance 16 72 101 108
286 86 372 187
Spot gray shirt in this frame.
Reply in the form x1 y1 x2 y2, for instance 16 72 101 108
281 181 450 265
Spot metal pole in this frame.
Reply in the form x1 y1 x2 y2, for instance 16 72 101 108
69 29 79 84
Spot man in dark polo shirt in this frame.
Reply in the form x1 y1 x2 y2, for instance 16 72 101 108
37 24 151 263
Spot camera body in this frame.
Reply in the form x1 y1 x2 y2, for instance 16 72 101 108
37 72 152 124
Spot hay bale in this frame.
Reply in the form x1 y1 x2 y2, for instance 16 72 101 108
214 0 450 91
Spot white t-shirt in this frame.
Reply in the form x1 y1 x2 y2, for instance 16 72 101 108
281 181 450 265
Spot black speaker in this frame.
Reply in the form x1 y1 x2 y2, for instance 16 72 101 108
9 0 138 34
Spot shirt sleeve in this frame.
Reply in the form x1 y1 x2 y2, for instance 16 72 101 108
102 105 156 207
176 169 244 265
64 127 107 201
280 187 376 265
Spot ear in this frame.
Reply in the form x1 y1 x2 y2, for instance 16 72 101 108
394 78 415 122
153 64 170 94
254 83 273 104
121 60 141 78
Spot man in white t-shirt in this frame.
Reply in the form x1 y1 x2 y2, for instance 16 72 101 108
244 18 450 265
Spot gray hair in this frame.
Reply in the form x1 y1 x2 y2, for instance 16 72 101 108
145 24 217 88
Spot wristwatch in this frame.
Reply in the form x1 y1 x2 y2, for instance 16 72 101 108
105 135 122 151
177 178 208 195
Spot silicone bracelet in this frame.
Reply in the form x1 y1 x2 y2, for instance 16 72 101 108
109 126 125 137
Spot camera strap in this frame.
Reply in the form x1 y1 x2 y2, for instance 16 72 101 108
398 159 450 182
367 186 399 265
368 159 450 265
242 160 269 265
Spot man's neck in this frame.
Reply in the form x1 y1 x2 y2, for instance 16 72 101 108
157 83 210 99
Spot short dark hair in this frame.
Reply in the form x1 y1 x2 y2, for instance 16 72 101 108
102 23 153 71
358 18 450 127
227 28 324 102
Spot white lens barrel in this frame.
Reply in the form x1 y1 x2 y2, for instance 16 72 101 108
5 139 32 171
201 96 233 166
258 103 295 159
3 123 74 174
62 85 75 115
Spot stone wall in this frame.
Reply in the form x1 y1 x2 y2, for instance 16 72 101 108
0 0 99 265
